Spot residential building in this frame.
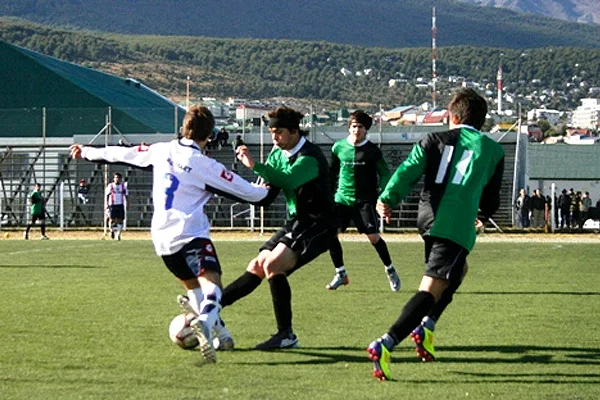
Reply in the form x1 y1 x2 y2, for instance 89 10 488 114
527 108 561 125
570 98 600 130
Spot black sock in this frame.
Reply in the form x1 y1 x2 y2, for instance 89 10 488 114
373 238 392 267
388 291 436 343
269 274 292 333
329 237 345 270
429 280 461 323
221 272 262 307
41 223 46 236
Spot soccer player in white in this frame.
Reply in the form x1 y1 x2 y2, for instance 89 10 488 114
106 172 128 240
70 105 276 363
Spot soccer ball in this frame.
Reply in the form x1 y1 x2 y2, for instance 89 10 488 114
168 313 199 349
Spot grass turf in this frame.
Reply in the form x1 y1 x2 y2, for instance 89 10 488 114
1 238 599 399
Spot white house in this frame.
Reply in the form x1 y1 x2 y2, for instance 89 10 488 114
235 104 270 121
571 98 600 130
527 108 561 125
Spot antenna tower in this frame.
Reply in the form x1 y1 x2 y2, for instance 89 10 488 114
432 6 437 109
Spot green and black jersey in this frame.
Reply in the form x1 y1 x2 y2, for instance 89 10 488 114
253 138 335 222
379 126 504 251
30 190 44 216
330 138 391 206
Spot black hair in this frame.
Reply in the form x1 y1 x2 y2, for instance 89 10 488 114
349 110 373 130
268 107 309 137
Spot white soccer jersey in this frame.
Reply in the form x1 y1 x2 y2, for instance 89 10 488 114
82 139 269 255
106 183 128 205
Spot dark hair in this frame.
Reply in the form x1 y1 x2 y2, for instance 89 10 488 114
268 107 308 137
182 105 215 142
448 88 488 130
349 110 373 130
114 172 122 178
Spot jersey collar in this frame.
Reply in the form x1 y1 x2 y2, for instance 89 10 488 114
282 136 306 158
454 124 479 133
346 136 369 147
178 138 201 151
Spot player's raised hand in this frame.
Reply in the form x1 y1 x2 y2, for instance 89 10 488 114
236 145 255 169
69 144 84 159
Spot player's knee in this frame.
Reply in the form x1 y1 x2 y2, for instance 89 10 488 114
246 258 265 278
368 233 381 244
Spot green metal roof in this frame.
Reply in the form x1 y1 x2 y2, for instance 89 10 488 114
528 143 600 180
0 41 184 137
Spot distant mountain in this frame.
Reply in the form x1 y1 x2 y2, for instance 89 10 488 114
455 0 600 25
0 0 599 49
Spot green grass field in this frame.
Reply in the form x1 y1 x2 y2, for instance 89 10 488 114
1 237 599 399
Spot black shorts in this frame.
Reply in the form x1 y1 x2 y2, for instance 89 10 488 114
162 238 222 281
423 236 468 282
109 204 125 220
30 212 45 223
336 202 379 234
260 218 337 275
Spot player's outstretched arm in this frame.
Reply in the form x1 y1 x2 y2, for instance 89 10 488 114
70 143 154 169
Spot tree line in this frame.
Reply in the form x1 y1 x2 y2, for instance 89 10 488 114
1 18 599 110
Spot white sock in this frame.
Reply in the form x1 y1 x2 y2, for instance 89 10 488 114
186 288 204 315
198 283 222 332
335 266 346 276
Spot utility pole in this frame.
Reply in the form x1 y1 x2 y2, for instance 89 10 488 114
431 6 437 109
186 76 190 110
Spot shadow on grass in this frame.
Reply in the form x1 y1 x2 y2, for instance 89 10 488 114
228 344 600 367
0 264 106 269
332 290 600 296
459 291 600 296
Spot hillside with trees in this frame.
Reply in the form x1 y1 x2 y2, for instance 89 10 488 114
1 18 599 110
1 0 600 49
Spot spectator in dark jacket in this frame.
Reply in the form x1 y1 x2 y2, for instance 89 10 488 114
531 189 546 228
558 189 571 229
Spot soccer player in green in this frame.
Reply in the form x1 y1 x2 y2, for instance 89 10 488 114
221 106 337 349
366 88 505 380
326 110 400 291
24 183 49 240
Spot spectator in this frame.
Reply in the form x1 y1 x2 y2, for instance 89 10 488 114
206 129 218 150
514 188 530 228
530 189 546 228
216 127 229 150
558 189 571 229
571 191 581 229
78 179 89 204
579 191 592 230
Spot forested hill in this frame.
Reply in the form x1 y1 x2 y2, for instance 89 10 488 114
0 0 600 49
1 19 599 109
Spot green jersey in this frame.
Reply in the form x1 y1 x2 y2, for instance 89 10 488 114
379 126 504 251
253 138 335 221
330 138 391 206
30 190 44 216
